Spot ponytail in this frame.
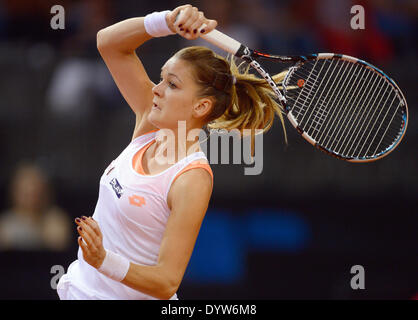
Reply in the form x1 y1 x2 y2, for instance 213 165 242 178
175 46 288 153
208 57 288 145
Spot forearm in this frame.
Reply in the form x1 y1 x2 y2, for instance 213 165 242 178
75 216 177 300
97 17 153 54
121 262 177 300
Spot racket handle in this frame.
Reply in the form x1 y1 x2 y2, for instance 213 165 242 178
175 10 243 55
201 29 242 56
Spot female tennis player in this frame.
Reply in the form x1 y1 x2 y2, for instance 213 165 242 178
57 4 286 300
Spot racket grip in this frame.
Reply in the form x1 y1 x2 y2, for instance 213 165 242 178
175 10 242 55
201 29 242 56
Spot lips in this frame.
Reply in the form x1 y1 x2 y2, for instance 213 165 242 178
152 102 161 110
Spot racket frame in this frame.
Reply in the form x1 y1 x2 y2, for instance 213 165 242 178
201 30 408 162
280 53 408 162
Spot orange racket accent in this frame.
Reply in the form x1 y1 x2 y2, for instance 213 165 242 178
297 79 305 88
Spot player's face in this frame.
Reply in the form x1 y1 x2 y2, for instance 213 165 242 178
148 57 206 131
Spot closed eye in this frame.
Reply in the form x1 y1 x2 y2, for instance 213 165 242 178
159 76 177 89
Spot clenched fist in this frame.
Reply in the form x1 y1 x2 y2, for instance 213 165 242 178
166 4 218 40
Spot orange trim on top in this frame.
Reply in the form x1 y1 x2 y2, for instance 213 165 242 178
143 129 159 135
133 138 213 182
132 129 159 142
172 160 213 187
132 140 156 175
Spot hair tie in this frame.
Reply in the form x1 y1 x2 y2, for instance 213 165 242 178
212 73 236 92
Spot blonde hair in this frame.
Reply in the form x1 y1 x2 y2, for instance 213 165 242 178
175 46 288 149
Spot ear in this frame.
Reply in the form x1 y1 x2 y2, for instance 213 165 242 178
192 97 213 120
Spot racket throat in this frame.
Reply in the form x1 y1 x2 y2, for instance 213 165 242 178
249 60 287 104
235 45 287 107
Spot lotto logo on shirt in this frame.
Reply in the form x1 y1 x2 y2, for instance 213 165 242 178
129 195 146 207
109 178 123 198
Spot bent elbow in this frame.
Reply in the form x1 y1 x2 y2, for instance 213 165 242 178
96 28 114 53
96 29 107 52
154 274 180 300
158 282 179 300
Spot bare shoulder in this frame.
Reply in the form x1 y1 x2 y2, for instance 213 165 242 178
175 166 212 189
167 167 213 211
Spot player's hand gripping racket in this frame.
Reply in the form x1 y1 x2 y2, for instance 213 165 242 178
200 29 408 162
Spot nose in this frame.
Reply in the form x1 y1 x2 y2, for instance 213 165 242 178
152 81 163 97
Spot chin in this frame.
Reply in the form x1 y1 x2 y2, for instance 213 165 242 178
148 110 181 131
147 110 163 128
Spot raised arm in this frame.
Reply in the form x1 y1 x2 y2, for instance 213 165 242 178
96 17 156 138
96 5 216 140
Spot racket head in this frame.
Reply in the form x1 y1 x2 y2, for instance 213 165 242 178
281 53 408 162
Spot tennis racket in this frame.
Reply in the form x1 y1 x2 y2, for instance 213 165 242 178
200 30 408 162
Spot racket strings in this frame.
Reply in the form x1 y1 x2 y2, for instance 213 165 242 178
361 93 403 157
313 62 361 144
333 74 401 157
289 60 347 135
312 62 367 147
285 60 321 116
327 65 379 153
294 61 329 127
288 59 352 136
340 76 391 156
324 69 400 158
300 60 343 132
304 60 353 137
285 58 405 159
288 72 337 134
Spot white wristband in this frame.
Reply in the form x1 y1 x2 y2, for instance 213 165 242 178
144 10 175 38
98 250 130 282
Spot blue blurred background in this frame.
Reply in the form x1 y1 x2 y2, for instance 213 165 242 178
0 0 416 299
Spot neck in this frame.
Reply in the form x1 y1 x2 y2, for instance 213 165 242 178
153 123 203 164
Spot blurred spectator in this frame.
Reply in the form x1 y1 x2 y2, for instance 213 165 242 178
0 161 71 251
46 57 119 119
46 0 120 120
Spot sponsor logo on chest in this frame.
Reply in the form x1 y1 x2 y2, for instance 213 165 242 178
109 178 123 198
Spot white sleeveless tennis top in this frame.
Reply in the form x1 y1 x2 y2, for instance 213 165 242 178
57 130 211 300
